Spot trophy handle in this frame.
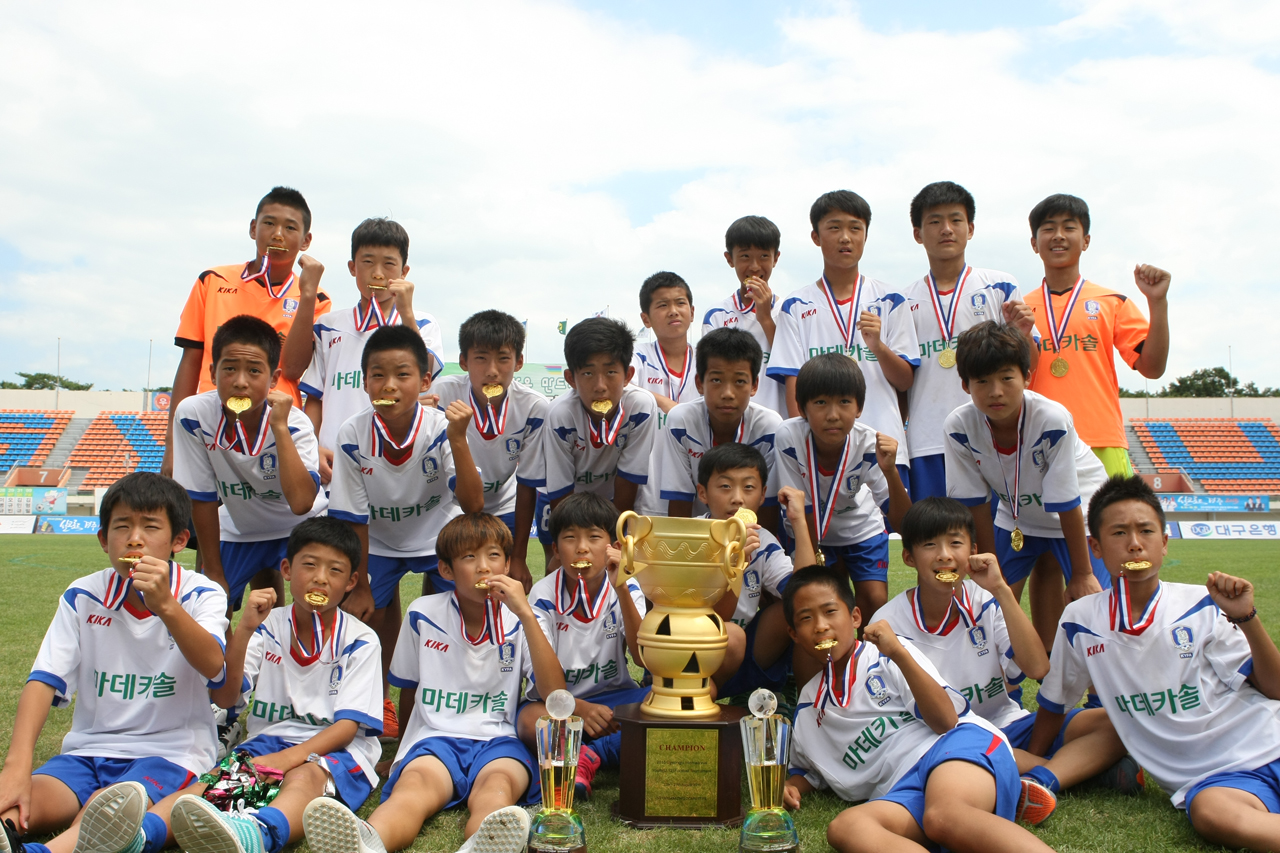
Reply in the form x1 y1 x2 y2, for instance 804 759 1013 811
716 515 747 582
615 511 651 577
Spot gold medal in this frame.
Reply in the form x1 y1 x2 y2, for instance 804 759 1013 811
934 569 960 583
266 245 287 253
1010 527 1025 552
226 396 252 415
1121 560 1152 572
570 560 593 570
734 507 757 525
120 555 141 566
303 591 329 606
371 398 397 407
814 548 826 566
938 349 956 369
814 638 838 651
474 580 490 590
590 399 612 414
1050 356 1069 378
482 383 503 399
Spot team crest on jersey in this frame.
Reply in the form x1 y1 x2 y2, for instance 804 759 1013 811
329 664 343 696
283 298 299 317
845 473 861 493
422 457 439 482
864 304 882 318
1085 300 1100 318
1031 447 1047 473
505 437 522 456
866 674 891 707
1171 625 1195 659
744 569 761 593
498 641 516 672
260 452 278 481
603 611 619 639
970 293 987 316
967 626 989 656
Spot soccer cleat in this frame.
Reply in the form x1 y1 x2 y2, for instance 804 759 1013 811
2 818 25 853
1092 755 1146 795
380 698 400 742
454 806 532 853
302 798 386 853
573 745 601 801
171 795 264 853
1016 777 1058 826
214 704 245 761
73 781 148 853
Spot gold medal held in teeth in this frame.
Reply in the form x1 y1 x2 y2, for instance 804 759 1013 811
371 398 397 407
570 560 593 569
815 638 838 651
266 245 286 252
938 349 956 369
1050 356 1069 378
1121 560 1152 572
367 282 389 290
590 399 612 414
934 569 960 583
482 384 503 399
120 555 141 565
474 580 490 590
226 396 252 414
734 507 757 525
1010 527 1025 552
303 591 329 606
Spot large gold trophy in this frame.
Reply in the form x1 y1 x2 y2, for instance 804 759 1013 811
613 512 751 827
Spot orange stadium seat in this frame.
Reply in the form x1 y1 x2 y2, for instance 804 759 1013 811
1130 418 1280 494
0 410 73 472
66 411 168 490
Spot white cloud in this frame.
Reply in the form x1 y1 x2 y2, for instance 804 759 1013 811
0 0 1275 393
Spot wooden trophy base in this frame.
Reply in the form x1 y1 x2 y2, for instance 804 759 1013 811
612 702 747 828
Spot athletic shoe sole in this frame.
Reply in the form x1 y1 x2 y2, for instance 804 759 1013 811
171 796 248 853
455 806 532 853
73 781 148 853
1016 778 1057 826
303 798 381 853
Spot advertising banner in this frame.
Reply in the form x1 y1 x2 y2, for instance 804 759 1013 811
0 487 67 515
36 516 101 535
0 516 36 534
1159 494 1271 513
1178 521 1280 540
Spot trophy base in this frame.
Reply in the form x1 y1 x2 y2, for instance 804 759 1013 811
528 809 585 853
739 808 799 852
613 703 747 828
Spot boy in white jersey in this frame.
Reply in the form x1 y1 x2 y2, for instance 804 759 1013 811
287 218 443 484
539 318 657 570
630 271 700 414
770 353 909 627
0 474 228 853
944 321 1108 651
879 498 1136 827
433 310 548 592
301 514 566 853
703 215 787 417
1031 477 1280 852
767 190 918 491
658 328 782 520
327 325 484 740
88 518 381 853
781 565 1053 853
902 182 1040 500
173 315 325 612
519 493 647 800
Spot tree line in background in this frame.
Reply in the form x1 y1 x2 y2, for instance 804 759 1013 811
1120 367 1280 398
0 372 171 393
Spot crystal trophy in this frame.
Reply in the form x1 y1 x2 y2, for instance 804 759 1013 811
739 689 799 853
528 689 587 853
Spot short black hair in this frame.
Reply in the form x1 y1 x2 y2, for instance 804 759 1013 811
910 181 975 229
900 497 976 553
564 317 635 373
783 563 855 628
549 492 619 541
98 472 191 537
351 217 409 264
287 517 360 574
639 271 694 315
796 352 866 411
1029 193 1090 237
212 314 281 372
459 310 525 359
255 186 311 233
955 320 1030 383
696 327 762 381
697 442 768 488
725 215 780 253
810 190 872 232
1087 475 1165 540
361 325 432 377
437 513 514 564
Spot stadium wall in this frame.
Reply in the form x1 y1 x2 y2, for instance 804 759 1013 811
1120 398 1280 419
0 390 155 417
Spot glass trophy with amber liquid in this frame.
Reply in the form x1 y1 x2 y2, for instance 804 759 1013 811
529 690 587 853
739 689 799 853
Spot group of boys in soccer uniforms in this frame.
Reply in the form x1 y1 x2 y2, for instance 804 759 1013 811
3 180 1279 853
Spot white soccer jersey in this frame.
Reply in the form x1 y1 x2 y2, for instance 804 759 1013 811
543 386 658 502
730 527 793 627
298 306 444 452
433 375 549 517
327 404 461 557
630 340 703 407
702 293 787 417
878 581 1027 728
240 606 383 788
766 278 918 466
388 593 534 764
1037 582 1280 808
790 638 997 802
943 391 1108 539
657 399 782 515
769 417 888 547
526 570 647 701
174 390 326 542
28 565 229 775
903 269 1032 459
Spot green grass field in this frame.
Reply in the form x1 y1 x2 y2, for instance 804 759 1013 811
1 534 1277 852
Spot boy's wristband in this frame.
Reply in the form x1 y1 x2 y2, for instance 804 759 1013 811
1228 607 1257 625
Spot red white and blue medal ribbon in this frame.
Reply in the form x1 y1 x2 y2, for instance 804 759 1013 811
1110 578 1162 635
104 561 182 612
553 569 610 623
354 298 399 333
709 413 747 447
654 343 693 401
469 387 509 441
909 587 959 636
927 265 971 348
815 640 863 727
820 274 864 352
731 290 755 313
371 403 424 458
984 405 1026 527
457 593 509 648
1040 276 1084 355
216 409 270 457
291 604 344 664
241 254 295 300
587 404 625 447
806 435 853 544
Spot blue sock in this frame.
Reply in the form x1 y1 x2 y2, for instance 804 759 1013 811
589 731 621 769
141 812 169 853
255 805 291 853
1023 765 1061 794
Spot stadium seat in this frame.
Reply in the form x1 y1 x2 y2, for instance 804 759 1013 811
1131 418 1280 494
0 410 74 473
66 411 168 490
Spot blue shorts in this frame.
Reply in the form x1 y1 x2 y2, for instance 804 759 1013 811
875 723 1019 831
219 538 289 610
822 530 891 584
1000 708 1083 759
236 734 371 810
367 554 446 608
496 511 516 539
534 492 553 546
1186 757 1280 814
518 685 650 719
720 613 791 698
994 528 1111 589
383 736 537 808
34 754 197 806
908 454 946 501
